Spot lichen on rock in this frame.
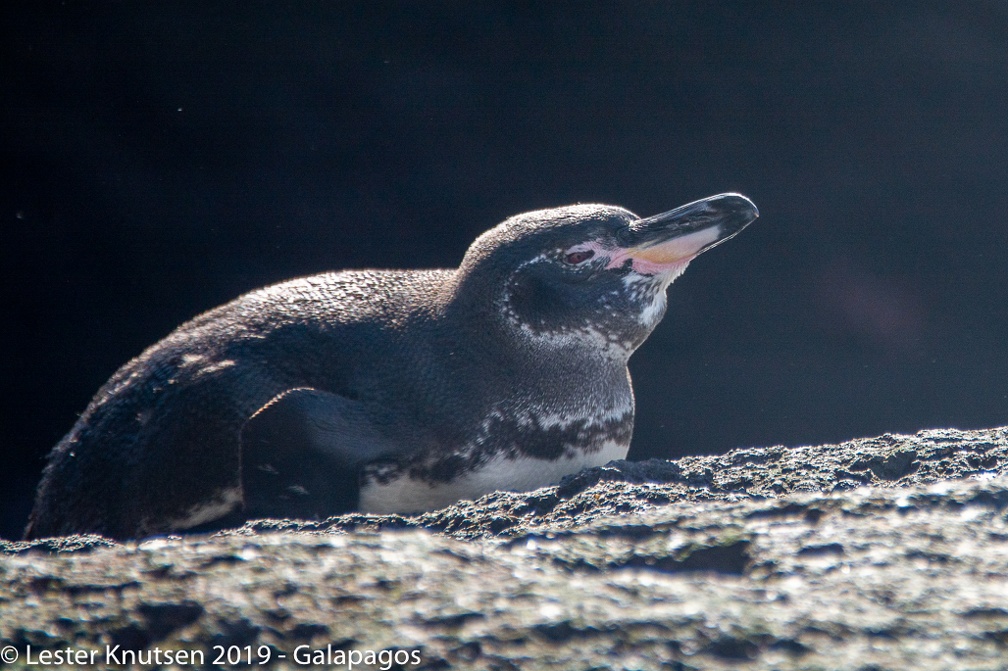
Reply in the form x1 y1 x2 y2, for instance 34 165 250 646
3 427 1008 670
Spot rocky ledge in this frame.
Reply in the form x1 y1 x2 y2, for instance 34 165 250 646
3 427 1008 670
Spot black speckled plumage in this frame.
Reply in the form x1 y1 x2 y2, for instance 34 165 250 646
26 194 757 539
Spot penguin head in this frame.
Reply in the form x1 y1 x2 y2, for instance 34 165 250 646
456 193 758 358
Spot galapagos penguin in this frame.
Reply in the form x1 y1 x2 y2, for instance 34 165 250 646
26 193 758 539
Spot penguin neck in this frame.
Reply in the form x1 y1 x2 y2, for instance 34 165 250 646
444 266 642 368
427 271 636 458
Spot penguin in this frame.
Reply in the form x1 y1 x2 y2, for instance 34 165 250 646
25 193 758 540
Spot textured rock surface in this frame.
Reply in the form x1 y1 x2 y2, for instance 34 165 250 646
3 427 1008 669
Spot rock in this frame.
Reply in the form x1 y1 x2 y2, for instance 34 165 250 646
2 427 1008 669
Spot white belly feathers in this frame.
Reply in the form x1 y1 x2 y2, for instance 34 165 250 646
358 439 628 514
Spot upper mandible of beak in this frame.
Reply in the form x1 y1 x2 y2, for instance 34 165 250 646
615 193 759 269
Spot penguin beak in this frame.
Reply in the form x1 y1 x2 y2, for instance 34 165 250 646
616 193 759 270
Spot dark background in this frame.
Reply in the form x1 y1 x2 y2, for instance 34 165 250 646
4 2 1007 539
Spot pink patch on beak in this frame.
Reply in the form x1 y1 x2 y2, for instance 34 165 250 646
620 225 724 274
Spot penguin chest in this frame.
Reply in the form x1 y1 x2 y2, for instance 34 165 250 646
357 438 629 515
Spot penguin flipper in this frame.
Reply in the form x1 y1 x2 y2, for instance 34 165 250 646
239 387 399 520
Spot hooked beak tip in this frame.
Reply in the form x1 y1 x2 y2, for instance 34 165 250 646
619 192 759 268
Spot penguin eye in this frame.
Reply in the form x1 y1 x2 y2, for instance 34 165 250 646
563 249 595 265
